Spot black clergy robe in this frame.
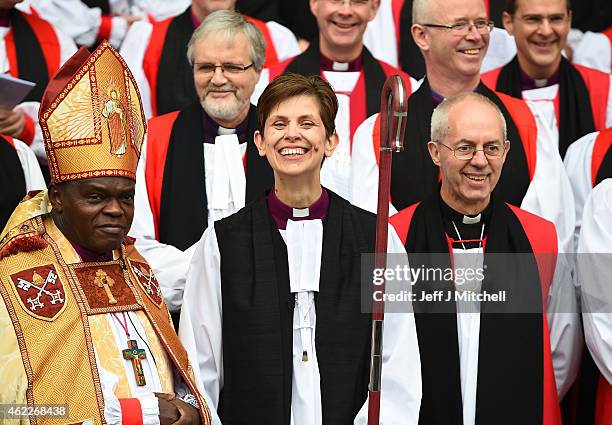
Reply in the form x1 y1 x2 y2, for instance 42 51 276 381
81 0 111 14
389 78 533 210
267 41 410 141
0 135 26 230
483 56 609 158
142 102 274 251
201 191 376 424
594 130 612 186
390 192 562 425
7 9 60 101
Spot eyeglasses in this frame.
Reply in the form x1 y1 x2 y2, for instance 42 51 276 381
193 63 254 75
422 20 494 36
325 0 370 7
436 142 506 160
519 14 569 28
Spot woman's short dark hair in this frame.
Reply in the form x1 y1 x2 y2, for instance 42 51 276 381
257 73 338 138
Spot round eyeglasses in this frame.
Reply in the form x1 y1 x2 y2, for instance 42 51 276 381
436 142 506 160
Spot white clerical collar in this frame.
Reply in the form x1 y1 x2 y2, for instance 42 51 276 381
293 207 309 218
462 214 482 224
332 61 349 71
217 126 236 136
534 78 549 88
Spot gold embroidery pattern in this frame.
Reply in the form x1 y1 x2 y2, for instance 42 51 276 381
39 42 146 185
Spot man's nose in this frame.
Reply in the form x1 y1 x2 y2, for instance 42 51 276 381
103 199 124 216
210 66 228 85
470 149 488 167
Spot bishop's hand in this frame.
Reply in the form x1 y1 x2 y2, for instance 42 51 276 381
156 392 201 425
156 392 179 424
169 398 201 425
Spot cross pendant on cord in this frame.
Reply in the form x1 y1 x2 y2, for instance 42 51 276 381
122 339 147 386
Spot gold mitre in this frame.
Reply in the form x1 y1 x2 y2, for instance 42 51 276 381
39 41 146 184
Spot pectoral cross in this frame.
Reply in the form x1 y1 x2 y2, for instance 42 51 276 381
95 269 117 304
122 339 147 386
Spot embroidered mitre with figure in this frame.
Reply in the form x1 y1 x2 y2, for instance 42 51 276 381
39 40 146 184
0 42 211 425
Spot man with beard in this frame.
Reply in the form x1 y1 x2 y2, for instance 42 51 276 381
251 0 415 200
129 10 274 316
120 0 300 118
481 0 612 161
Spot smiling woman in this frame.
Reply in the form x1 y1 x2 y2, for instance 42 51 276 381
179 72 420 425
254 73 340 208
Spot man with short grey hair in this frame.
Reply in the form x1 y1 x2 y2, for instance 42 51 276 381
384 91 568 425
120 0 300 118
350 0 581 409
129 10 274 318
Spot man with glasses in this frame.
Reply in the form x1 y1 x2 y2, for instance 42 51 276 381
384 91 564 425
129 10 274 318
252 0 415 201
350 0 576 254
120 0 300 118
482 0 612 162
362 0 516 78
350 0 580 402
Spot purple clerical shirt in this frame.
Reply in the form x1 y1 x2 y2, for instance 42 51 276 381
70 241 113 263
267 188 330 230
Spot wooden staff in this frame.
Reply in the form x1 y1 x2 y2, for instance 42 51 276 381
368 74 408 425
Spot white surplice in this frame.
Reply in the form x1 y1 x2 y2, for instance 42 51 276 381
11 138 46 193
577 178 612 386
520 81 612 146
319 70 361 200
349 111 581 397
179 218 421 425
130 131 246 311
568 29 612 74
564 131 601 247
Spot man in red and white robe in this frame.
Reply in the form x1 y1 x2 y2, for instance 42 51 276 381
385 92 571 425
129 11 273 315
481 0 612 162
120 0 300 118
252 0 416 200
350 0 580 400
577 177 612 425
